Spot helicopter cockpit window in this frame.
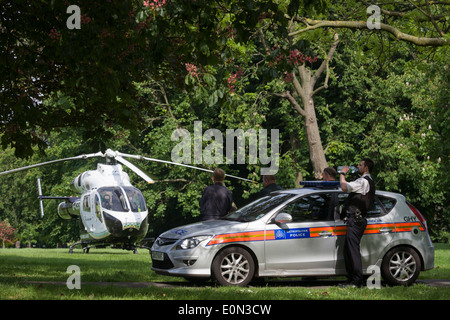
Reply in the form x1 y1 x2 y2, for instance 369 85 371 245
98 187 129 212
123 187 147 212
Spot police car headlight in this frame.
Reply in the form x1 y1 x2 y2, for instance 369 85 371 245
176 236 211 250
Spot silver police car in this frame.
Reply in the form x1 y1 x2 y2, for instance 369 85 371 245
151 182 434 286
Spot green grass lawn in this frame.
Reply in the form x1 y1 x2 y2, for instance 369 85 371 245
0 244 449 300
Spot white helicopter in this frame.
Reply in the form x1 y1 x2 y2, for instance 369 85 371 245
0 149 253 253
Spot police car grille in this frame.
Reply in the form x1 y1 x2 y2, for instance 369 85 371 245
152 253 174 269
156 237 177 246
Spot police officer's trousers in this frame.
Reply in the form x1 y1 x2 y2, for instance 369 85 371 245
343 215 367 285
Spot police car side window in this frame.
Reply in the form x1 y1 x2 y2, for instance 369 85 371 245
337 193 394 218
367 197 383 216
378 196 396 214
367 196 397 217
282 194 334 222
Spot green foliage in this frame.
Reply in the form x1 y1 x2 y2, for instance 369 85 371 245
0 0 287 157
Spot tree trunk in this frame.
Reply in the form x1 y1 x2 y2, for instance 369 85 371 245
280 33 339 179
302 96 328 179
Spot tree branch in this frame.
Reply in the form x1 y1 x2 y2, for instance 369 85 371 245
424 0 446 36
291 69 305 99
289 18 448 46
257 28 270 53
276 91 306 117
312 59 330 96
312 33 339 90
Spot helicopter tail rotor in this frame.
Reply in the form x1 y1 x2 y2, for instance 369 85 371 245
37 177 45 217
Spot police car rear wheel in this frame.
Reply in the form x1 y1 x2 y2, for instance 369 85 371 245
381 246 421 286
212 247 255 286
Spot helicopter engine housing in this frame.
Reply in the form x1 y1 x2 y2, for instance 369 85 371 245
57 198 80 220
70 164 131 193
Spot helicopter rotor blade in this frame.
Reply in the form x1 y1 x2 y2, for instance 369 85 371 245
115 155 155 184
0 152 104 177
115 151 256 183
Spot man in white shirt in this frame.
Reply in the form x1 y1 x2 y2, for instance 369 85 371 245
339 158 375 287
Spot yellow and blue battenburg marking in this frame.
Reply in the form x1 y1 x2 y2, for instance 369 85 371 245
206 222 424 246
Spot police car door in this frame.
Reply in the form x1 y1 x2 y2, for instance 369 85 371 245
265 192 337 274
335 193 395 273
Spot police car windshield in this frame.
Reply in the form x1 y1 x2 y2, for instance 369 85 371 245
223 193 293 222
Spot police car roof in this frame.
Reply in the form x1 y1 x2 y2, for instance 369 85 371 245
270 181 341 196
300 181 340 188
272 183 406 200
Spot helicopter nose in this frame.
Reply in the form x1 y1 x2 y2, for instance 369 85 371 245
103 212 123 237
103 211 148 239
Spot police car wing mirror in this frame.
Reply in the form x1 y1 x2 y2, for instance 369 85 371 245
274 212 292 224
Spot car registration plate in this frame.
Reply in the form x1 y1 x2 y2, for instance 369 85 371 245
152 251 164 261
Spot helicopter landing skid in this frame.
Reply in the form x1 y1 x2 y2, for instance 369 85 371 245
68 240 95 254
115 244 152 254
132 244 152 254
68 241 151 254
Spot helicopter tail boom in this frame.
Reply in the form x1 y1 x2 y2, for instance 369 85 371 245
57 199 81 220
37 177 80 219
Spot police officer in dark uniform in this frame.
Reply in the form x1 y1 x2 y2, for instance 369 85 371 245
199 168 235 221
339 158 375 287
256 175 283 198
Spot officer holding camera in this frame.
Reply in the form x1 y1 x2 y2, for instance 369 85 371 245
339 158 375 287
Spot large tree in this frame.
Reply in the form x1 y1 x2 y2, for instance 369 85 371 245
0 0 283 157
260 0 448 176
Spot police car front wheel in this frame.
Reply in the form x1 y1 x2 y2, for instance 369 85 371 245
212 247 255 286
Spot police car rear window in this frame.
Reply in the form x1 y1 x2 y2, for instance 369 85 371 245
338 194 396 217
378 196 396 214
367 196 396 217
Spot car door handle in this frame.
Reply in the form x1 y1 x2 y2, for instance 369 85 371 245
380 227 393 233
319 231 333 237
